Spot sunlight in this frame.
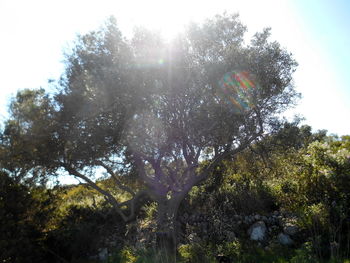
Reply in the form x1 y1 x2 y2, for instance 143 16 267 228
1 0 349 136
107 0 277 41
107 0 238 40
110 0 197 39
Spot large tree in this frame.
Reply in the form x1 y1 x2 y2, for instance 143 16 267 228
0 14 298 256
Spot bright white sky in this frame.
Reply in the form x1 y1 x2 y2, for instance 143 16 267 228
1 0 349 137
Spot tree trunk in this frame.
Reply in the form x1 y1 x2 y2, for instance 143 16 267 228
155 198 181 261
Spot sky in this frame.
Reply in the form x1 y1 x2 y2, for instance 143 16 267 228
0 0 349 137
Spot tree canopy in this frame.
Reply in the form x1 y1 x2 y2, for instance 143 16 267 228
0 14 298 254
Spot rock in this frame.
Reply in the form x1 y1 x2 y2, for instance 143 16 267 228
248 221 267 241
277 233 293 245
283 223 298 236
255 214 261 221
273 211 279 216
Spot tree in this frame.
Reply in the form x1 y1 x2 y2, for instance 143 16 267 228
0 171 53 263
0 14 298 257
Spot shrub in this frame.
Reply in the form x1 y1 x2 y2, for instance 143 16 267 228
0 172 51 263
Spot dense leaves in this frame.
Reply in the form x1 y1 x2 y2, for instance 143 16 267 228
0 17 299 254
1 126 350 262
1 13 298 187
0 172 52 262
6 13 349 262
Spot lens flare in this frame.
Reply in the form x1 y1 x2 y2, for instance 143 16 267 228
217 71 257 112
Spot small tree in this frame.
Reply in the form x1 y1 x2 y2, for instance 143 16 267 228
1 14 298 256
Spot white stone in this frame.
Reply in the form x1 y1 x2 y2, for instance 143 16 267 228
248 221 267 241
277 233 293 245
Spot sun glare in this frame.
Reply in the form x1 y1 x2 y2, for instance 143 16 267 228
107 0 277 41
109 0 218 40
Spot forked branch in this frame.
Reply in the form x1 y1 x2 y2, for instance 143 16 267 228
94 160 136 197
63 164 147 222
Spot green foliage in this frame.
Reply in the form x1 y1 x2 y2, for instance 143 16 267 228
178 241 295 263
0 171 130 263
234 132 350 261
293 137 350 260
0 13 301 261
187 173 276 217
2 12 350 263
117 247 138 263
178 243 216 263
0 88 58 185
182 126 350 262
290 242 317 263
42 183 128 262
0 172 54 263
1 127 350 262
47 206 104 261
104 246 181 263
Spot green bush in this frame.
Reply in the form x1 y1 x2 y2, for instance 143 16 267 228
178 243 216 263
0 172 52 263
46 204 127 262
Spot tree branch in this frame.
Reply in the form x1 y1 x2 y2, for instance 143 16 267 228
63 164 130 221
182 141 191 165
118 189 150 222
94 160 135 197
133 152 167 196
182 130 263 196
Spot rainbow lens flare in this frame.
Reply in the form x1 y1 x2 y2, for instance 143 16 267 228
218 71 257 112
